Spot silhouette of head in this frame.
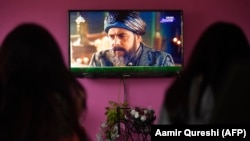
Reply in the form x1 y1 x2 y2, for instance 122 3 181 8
164 21 250 124
0 23 88 141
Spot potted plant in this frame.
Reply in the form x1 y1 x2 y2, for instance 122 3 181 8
96 101 156 141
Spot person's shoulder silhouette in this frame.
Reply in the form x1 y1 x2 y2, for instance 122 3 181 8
210 57 250 124
159 21 250 124
0 23 88 141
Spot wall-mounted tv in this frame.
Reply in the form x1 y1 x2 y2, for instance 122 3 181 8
69 10 183 78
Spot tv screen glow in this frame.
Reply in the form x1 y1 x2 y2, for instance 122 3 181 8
69 10 183 78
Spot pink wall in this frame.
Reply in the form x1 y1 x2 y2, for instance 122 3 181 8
1 0 250 140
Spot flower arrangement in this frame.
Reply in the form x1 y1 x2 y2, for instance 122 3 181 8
124 106 156 134
96 101 156 141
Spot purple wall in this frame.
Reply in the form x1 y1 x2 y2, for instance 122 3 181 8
1 0 250 140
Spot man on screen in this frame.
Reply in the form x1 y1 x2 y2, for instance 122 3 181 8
89 11 175 67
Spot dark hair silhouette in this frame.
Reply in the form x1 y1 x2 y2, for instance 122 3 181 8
210 58 250 124
0 23 88 141
163 21 250 124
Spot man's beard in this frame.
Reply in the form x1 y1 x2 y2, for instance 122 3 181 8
110 46 128 66
109 35 138 66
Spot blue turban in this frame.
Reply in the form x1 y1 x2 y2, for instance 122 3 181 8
104 11 146 35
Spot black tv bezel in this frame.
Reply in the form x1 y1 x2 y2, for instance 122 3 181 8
68 10 184 78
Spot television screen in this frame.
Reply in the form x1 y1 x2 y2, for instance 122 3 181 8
69 10 183 78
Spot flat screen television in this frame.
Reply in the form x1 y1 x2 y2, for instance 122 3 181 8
69 10 183 78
